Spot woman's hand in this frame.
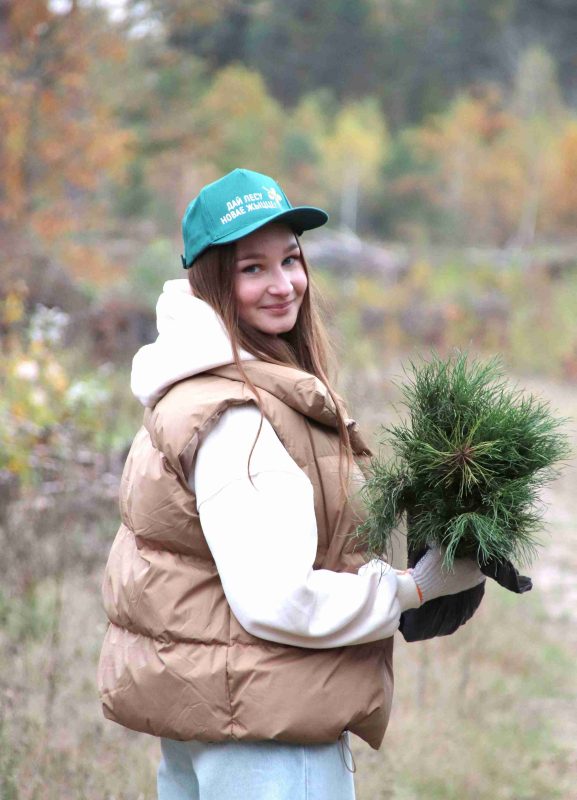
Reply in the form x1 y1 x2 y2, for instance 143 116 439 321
409 546 485 605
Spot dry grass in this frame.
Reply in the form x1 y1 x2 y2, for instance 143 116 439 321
353 586 576 799
1 368 576 799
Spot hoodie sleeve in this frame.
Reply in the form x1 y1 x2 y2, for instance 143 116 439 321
191 405 420 649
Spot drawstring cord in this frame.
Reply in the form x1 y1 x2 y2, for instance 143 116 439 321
339 732 357 774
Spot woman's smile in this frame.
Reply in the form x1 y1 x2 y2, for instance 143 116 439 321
261 299 294 312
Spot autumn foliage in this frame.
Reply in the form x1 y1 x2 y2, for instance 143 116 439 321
1 1 577 290
0 0 133 283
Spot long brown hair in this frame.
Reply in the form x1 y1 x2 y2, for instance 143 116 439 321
187 232 354 487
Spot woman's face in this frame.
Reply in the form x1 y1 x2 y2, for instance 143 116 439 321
233 223 308 336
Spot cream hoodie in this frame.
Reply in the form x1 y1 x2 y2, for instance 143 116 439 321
130 279 421 648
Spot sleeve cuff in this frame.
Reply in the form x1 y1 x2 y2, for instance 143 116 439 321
396 571 422 611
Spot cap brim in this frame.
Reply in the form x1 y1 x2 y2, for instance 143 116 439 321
211 206 329 247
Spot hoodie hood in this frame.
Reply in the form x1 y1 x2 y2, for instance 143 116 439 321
131 279 254 408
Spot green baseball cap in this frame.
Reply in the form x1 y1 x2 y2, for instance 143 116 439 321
181 168 329 268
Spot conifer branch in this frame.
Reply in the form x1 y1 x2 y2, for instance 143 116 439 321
358 352 570 569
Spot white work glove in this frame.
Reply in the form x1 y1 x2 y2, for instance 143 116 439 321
409 545 486 605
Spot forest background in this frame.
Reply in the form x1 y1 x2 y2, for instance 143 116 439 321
1 1 577 798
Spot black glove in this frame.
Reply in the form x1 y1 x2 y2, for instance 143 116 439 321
399 544 485 641
480 558 532 593
399 545 532 642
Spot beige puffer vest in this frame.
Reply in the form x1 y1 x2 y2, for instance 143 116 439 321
97 361 394 750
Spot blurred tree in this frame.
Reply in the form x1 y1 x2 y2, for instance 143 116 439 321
545 121 577 233
396 48 573 247
0 0 133 284
322 99 389 232
510 47 565 246
404 88 522 244
3 0 575 270
367 131 448 240
125 0 257 68
512 0 577 106
194 64 283 174
127 0 577 130
277 90 334 211
248 0 383 105
136 0 383 106
102 39 209 231
162 0 256 68
114 159 151 218
368 0 509 126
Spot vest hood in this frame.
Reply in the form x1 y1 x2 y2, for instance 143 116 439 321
208 363 371 456
131 279 255 408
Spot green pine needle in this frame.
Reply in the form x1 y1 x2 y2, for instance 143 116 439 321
357 352 570 569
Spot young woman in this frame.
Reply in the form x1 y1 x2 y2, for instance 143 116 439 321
98 168 485 800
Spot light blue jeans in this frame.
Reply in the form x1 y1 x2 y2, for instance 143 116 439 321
157 736 356 800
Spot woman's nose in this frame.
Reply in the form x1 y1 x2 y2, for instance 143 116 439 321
268 266 293 295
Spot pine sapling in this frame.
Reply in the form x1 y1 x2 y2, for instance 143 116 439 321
358 352 570 572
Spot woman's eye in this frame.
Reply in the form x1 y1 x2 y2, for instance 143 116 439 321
283 255 299 266
241 264 261 274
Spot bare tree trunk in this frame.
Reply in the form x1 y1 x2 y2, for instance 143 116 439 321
340 163 360 232
513 167 541 248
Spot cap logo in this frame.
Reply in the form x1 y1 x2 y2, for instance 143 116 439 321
264 186 282 204
219 185 284 226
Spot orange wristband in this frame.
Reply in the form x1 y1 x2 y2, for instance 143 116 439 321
414 582 424 604
408 568 424 604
